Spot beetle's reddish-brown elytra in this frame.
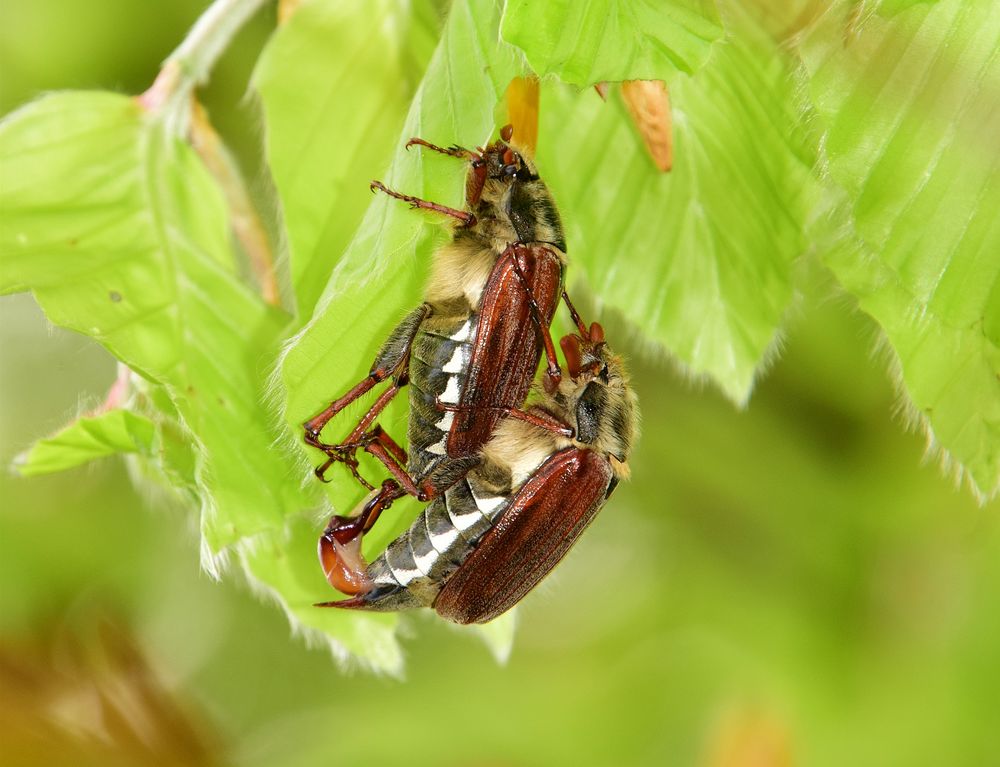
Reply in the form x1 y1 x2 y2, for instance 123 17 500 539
317 298 638 624
303 126 569 568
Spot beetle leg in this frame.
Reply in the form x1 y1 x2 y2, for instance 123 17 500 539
561 289 590 337
314 449 374 490
370 180 476 228
435 399 574 438
320 422 434 551
363 423 409 467
323 478 405 546
304 306 429 481
303 375 381 450
326 381 405 455
405 137 480 162
361 425 435 502
310 381 404 485
505 407 575 437
505 244 563 390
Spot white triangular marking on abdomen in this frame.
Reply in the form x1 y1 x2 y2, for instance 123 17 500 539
451 508 482 531
436 410 455 431
429 526 460 551
390 565 422 586
439 376 461 404
442 345 465 374
449 320 472 342
413 547 439 575
471 488 505 515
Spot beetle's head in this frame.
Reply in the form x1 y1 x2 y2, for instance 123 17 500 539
556 321 637 472
467 124 533 198
469 125 566 251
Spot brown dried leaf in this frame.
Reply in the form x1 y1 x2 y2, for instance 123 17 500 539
621 79 673 172
505 76 540 157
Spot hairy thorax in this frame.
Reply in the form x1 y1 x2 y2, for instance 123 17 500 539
480 416 571 491
424 234 506 312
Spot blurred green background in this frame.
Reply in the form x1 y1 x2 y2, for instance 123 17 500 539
2 2 999 766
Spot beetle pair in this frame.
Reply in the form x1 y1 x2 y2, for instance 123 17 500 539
303 126 636 624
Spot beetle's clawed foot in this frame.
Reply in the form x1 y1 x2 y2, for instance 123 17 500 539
311 440 374 490
404 137 481 162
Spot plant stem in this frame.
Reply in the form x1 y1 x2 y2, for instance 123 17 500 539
136 0 281 306
190 101 282 306
140 0 269 130
168 0 270 88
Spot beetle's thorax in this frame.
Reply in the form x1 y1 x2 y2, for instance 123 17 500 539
424 229 565 316
424 236 498 310
476 176 565 254
424 138 565 309
480 417 569 490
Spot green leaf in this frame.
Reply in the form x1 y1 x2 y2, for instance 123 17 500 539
0 92 312 550
537 8 821 402
877 0 941 19
15 409 155 477
254 0 441 320
239 515 404 674
469 609 518 664
271 0 530 660
279 0 528 543
801 0 1000 498
500 0 722 85
127 375 200 497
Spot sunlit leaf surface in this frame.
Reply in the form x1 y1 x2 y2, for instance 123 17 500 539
15 410 155 477
538 9 821 401
500 0 722 84
802 0 1000 498
0 93 312 550
240 515 405 675
254 0 441 319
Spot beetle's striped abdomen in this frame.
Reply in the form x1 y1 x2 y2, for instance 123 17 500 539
434 448 615 624
345 471 513 612
406 308 478 479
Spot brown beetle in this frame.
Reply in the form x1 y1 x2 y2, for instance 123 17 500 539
318 299 638 623
303 126 568 588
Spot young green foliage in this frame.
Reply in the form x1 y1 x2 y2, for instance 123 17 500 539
15 410 156 477
254 0 442 319
801 0 1000 498
2 0 998 675
501 0 722 84
535 6 821 402
0 93 312 552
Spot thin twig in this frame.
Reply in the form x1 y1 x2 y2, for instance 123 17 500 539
139 0 270 133
136 0 281 307
190 100 281 306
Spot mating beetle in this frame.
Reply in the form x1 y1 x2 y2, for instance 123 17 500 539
303 127 568 590
318 303 637 624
